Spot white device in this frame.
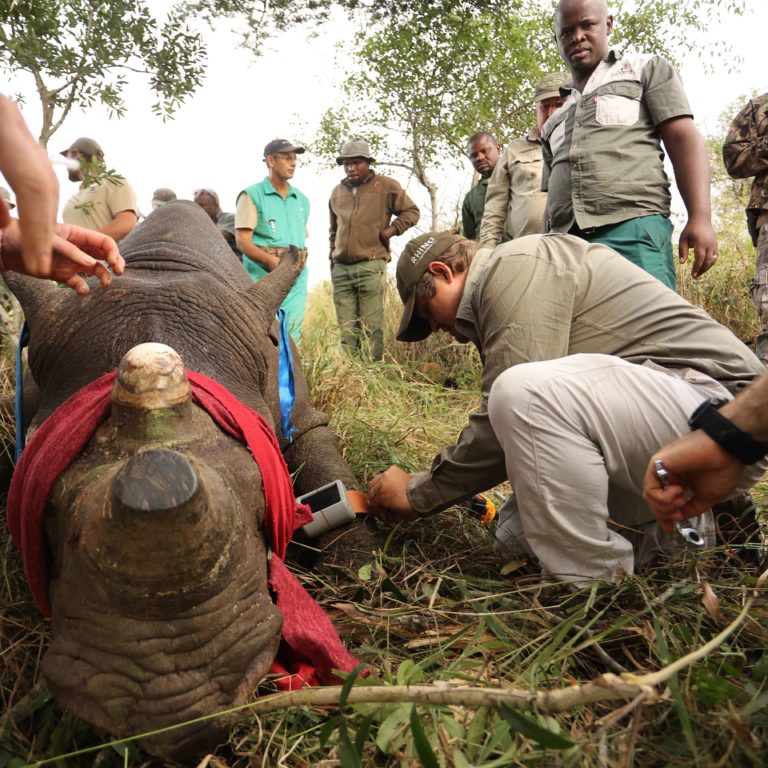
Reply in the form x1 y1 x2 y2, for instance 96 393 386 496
298 479 356 537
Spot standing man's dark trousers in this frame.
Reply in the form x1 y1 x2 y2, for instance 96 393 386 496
749 215 768 366
331 259 387 361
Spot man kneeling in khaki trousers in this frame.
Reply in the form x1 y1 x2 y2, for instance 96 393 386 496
368 231 766 584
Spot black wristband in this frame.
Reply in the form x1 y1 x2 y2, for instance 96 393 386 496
688 397 768 465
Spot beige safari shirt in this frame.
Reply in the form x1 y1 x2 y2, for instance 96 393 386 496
62 176 137 235
541 50 691 232
407 234 763 516
478 128 546 247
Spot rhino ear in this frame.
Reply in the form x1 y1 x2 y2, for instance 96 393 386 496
2 272 68 330
243 247 305 328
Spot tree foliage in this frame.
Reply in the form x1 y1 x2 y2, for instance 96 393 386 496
0 0 206 146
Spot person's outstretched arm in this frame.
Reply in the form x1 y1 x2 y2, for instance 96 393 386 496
1 220 124 294
0 93 124 292
643 373 768 531
0 93 58 277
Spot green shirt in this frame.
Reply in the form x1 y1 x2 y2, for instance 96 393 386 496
240 178 309 248
541 50 691 232
461 178 489 239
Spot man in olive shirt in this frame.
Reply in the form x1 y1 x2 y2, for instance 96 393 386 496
461 133 501 239
60 137 138 243
368 231 764 584
479 72 568 248
542 0 717 289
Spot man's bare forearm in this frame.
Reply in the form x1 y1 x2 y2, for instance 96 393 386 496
236 230 279 270
99 211 137 243
660 117 712 225
720 373 768 442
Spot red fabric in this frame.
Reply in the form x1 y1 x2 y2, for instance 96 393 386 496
7 369 359 685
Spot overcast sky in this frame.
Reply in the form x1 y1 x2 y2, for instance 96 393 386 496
4 1 766 287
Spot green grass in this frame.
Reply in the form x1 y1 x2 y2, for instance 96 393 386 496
1 258 767 767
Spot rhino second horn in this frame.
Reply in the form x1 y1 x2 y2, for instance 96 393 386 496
112 342 191 409
113 448 200 516
94 449 236 609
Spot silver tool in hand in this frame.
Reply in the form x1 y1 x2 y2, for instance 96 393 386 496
653 459 705 549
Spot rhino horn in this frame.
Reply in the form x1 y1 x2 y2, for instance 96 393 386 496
104 448 234 599
81 342 238 611
112 342 191 410
243 246 305 328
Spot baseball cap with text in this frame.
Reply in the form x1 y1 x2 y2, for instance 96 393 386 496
263 139 305 159
396 231 464 342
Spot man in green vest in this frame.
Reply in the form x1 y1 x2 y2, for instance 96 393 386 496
235 138 310 341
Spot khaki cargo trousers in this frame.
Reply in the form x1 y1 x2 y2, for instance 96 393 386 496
331 259 387 361
487 354 766 584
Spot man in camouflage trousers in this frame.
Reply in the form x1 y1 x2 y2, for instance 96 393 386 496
723 92 768 366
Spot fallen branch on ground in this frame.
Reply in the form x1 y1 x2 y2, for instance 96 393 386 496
25 568 767 767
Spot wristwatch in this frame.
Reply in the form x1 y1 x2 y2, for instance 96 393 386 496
688 397 768 464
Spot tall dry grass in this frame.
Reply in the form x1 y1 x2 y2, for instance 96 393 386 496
676 227 760 344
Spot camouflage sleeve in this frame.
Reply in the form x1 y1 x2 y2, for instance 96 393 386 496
723 94 768 180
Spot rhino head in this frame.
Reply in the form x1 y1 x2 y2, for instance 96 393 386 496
4 203 363 760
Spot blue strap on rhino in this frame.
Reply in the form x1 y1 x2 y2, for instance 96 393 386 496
277 309 296 443
15 321 29 462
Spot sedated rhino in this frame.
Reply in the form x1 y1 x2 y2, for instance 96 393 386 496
3 202 374 760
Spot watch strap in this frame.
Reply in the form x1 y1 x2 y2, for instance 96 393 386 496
689 398 768 465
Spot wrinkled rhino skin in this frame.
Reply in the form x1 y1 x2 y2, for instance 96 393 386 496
5 202 370 760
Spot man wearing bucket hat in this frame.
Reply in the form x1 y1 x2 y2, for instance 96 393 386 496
60 137 138 242
329 138 419 360
235 138 310 342
478 72 568 248
151 188 177 210
367 230 766 584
